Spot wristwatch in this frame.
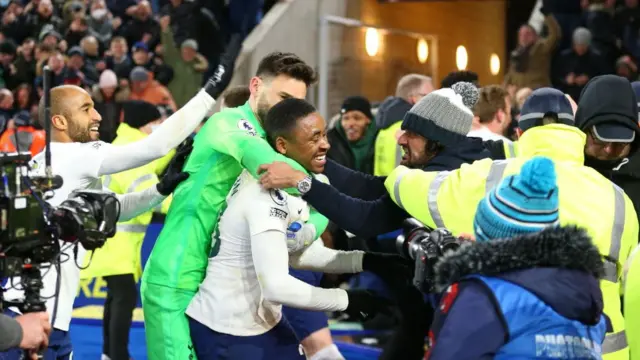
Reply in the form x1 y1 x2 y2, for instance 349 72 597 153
297 176 313 195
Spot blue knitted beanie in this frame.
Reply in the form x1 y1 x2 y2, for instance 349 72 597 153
474 156 559 242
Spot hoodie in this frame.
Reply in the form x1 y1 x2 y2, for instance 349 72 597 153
376 96 412 130
576 76 640 240
302 137 491 238
428 226 608 359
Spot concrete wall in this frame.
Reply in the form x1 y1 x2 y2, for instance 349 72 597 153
227 0 348 89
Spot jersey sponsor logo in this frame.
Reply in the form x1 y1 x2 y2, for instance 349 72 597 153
237 119 257 136
270 189 287 206
270 207 288 219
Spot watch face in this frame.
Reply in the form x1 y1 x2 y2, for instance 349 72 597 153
298 178 311 193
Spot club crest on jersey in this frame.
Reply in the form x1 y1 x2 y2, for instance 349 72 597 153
270 189 287 206
237 119 257 136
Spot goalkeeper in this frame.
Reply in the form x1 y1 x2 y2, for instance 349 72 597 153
141 52 329 360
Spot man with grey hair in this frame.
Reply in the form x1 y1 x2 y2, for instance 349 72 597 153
374 73 433 176
556 27 607 100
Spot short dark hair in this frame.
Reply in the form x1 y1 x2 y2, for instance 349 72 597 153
440 71 479 89
221 85 250 108
255 52 317 87
264 98 317 147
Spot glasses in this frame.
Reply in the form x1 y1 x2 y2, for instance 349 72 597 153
588 132 631 151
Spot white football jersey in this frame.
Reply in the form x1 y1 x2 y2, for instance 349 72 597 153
186 170 309 336
3 141 109 331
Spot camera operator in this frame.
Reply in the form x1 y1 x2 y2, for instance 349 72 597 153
0 312 51 356
383 84 638 359
0 42 238 358
428 156 608 359
258 82 492 359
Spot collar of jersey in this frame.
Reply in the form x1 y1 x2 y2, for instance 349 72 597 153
239 101 265 137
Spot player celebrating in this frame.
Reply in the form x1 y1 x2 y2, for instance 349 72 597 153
141 52 334 360
0 48 236 359
186 98 399 359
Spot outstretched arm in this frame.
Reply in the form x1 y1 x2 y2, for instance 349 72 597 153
248 193 347 312
91 33 242 177
95 90 215 177
114 187 166 222
289 236 364 274
323 159 387 200
303 178 408 238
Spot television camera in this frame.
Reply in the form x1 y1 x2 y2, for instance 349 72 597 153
0 152 121 312
396 218 467 293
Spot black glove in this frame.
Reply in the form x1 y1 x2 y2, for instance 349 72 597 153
204 33 243 99
362 252 413 287
344 289 393 321
156 138 193 196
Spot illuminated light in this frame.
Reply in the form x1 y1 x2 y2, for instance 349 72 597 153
417 38 429 64
365 28 380 57
490 53 500 75
456 45 468 71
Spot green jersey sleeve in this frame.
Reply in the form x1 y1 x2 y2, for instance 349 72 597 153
202 111 329 237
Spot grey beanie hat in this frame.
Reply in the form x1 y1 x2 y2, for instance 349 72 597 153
573 27 591 46
401 81 479 146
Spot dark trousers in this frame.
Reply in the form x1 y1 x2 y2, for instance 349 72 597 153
103 274 137 360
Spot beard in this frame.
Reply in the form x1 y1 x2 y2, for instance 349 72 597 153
256 92 270 123
68 116 92 142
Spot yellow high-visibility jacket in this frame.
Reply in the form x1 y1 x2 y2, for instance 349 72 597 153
624 244 640 360
374 121 403 176
81 123 173 280
385 124 638 360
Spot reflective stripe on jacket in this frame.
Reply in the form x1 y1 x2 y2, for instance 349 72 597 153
385 124 638 359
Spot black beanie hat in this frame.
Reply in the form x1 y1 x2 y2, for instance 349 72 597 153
341 96 373 120
576 75 640 143
122 100 162 129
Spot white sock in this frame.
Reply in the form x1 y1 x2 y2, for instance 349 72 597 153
100 355 110 360
308 344 345 360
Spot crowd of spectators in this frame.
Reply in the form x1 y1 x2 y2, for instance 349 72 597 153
506 0 640 104
0 0 275 153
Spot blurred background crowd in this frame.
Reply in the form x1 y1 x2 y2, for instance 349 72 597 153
0 0 280 153
2 0 638 358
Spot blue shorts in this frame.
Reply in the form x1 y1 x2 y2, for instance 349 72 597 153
283 268 329 340
188 316 304 360
0 310 72 360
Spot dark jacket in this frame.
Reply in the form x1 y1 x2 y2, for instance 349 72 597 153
576 75 640 242
428 226 607 359
376 96 412 131
327 120 377 174
556 48 609 101
303 137 491 238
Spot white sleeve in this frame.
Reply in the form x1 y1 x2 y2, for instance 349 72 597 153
289 239 364 274
112 186 166 222
247 192 349 312
94 90 215 177
251 230 349 312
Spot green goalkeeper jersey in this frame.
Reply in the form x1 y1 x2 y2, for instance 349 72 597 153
142 102 328 291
